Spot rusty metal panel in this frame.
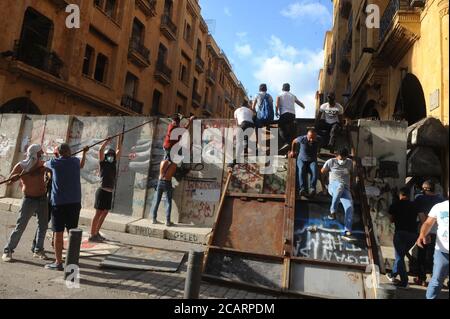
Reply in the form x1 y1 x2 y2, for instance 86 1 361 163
293 200 370 265
205 250 284 290
289 261 366 299
212 198 285 256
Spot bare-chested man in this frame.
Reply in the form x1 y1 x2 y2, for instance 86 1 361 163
150 159 177 227
2 144 49 262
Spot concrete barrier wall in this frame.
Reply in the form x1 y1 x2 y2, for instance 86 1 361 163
0 114 230 227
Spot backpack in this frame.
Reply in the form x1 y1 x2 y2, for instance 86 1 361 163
256 93 274 126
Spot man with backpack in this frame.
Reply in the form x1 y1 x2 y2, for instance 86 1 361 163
252 84 274 128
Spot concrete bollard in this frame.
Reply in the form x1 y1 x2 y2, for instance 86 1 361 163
184 250 204 299
64 229 83 280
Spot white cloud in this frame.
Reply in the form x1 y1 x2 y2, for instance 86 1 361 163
234 43 253 58
224 7 232 17
281 1 331 26
252 36 323 118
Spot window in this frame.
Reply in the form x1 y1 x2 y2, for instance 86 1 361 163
124 72 138 97
184 22 192 45
82 45 94 76
179 64 188 84
94 53 108 83
131 19 144 44
152 90 162 115
94 0 117 20
157 43 168 64
197 40 202 57
164 0 173 16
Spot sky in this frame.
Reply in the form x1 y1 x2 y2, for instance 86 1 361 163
199 0 333 118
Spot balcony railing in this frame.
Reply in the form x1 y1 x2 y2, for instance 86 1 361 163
135 0 157 17
192 91 202 107
195 56 205 73
13 40 63 78
129 38 150 66
206 69 216 84
160 14 177 41
154 60 172 85
121 95 144 114
380 0 413 41
202 103 213 115
224 91 231 102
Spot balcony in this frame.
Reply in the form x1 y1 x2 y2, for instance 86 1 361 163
13 40 63 78
195 56 205 73
128 38 150 68
378 0 421 66
339 44 351 74
206 69 216 85
224 91 232 103
202 103 213 116
135 0 157 18
160 14 177 41
154 60 172 85
121 95 144 114
192 91 202 108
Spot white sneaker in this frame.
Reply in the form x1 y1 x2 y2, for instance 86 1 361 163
2 251 13 262
33 251 50 260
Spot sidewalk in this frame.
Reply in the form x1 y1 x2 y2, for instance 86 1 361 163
0 209 285 299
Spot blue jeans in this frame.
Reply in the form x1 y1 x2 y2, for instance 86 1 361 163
4 196 49 253
151 180 173 222
328 181 353 232
393 231 417 286
426 250 449 299
297 160 318 192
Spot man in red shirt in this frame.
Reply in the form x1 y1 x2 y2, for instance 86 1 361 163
163 114 195 160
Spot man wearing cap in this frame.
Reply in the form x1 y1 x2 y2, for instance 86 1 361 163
89 136 122 242
2 144 49 262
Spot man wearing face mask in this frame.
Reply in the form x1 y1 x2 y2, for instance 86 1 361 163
2 144 49 262
321 148 356 242
89 136 122 242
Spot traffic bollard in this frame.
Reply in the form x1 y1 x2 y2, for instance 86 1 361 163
64 228 83 281
184 250 204 299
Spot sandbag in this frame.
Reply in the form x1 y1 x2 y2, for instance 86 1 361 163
407 146 442 177
407 117 448 148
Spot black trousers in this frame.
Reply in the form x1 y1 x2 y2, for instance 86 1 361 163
316 120 341 147
279 112 296 146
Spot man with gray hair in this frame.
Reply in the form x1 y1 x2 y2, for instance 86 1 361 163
43 143 88 271
2 144 49 262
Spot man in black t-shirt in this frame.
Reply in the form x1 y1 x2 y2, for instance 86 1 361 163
386 187 426 288
89 135 122 242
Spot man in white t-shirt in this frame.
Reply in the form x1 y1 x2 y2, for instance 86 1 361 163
276 83 305 152
233 101 255 163
316 92 344 150
417 196 449 299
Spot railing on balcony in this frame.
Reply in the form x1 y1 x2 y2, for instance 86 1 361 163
380 0 413 41
224 91 231 102
121 95 144 114
203 103 213 115
206 69 216 84
161 14 177 39
192 91 202 107
129 38 150 64
195 56 205 72
135 0 157 17
13 40 63 78
155 60 172 79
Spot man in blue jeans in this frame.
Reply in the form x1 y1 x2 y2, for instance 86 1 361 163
321 148 355 242
151 159 177 227
289 129 322 197
386 187 422 288
417 196 449 299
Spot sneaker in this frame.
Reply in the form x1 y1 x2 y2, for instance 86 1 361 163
299 189 307 197
166 221 174 227
97 233 108 242
152 219 158 225
309 189 317 197
342 232 357 242
327 213 337 220
88 234 104 243
33 251 50 261
44 262 64 271
2 251 13 262
385 273 397 283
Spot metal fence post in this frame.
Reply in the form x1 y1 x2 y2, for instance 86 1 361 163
64 228 83 280
184 250 204 299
